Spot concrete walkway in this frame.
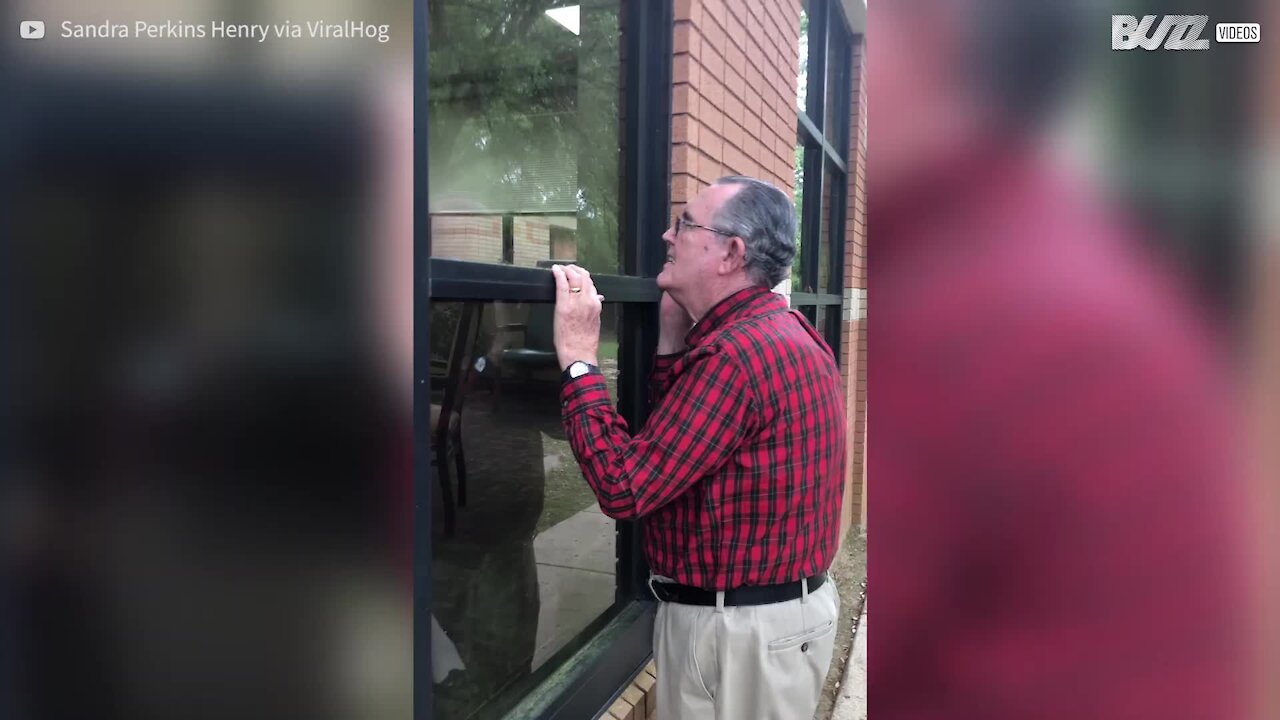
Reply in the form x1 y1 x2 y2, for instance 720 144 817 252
830 606 867 720
530 504 615 669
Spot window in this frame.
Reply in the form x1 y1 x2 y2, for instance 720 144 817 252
429 1 622 276
794 0 854 355
423 1 671 718
428 299 624 718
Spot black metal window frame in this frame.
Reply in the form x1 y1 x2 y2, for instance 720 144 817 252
795 0 855 357
415 1 673 719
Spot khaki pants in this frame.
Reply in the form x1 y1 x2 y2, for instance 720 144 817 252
651 578 839 720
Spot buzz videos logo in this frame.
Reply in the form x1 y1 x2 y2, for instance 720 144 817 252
1112 15 1260 50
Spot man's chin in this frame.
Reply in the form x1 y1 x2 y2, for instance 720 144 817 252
656 270 673 290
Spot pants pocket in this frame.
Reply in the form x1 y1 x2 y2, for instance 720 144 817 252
689 611 717 700
766 619 834 652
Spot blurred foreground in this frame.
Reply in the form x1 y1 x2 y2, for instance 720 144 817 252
868 0 1275 718
3 1 413 718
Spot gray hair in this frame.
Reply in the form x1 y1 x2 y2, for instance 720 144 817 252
710 176 797 288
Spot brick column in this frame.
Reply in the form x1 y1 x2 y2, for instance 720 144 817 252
671 0 803 220
840 36 868 533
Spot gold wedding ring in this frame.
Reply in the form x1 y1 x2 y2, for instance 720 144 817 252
570 287 582 293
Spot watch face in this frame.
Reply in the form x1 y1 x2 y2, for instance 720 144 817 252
569 362 589 379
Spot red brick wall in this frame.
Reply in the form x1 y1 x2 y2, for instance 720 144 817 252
512 217 551 268
604 660 657 719
431 215 502 263
430 216 554 268
841 36 868 532
671 0 803 219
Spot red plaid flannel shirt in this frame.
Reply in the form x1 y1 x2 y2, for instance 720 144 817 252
871 144 1250 719
560 286 846 591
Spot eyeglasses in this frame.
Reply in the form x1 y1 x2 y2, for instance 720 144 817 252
673 215 735 238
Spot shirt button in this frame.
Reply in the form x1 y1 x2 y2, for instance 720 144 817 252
801 642 809 653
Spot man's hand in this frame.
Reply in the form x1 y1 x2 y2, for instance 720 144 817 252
552 264 603 371
658 292 693 355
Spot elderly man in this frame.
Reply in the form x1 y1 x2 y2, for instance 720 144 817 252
551 176 845 719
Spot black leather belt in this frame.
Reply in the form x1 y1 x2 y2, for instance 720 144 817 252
650 573 827 607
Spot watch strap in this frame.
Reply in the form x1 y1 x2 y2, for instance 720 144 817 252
561 361 600 385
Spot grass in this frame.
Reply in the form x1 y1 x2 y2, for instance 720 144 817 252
598 339 619 362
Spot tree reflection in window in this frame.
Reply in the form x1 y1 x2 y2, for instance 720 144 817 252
428 0 623 275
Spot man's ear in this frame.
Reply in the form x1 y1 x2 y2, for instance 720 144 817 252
723 236 747 273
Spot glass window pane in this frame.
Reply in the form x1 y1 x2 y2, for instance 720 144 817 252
797 5 809 112
792 142 806 291
815 304 841 361
818 161 834 292
824 11 845 141
429 2 623 275
431 300 621 720
815 305 828 344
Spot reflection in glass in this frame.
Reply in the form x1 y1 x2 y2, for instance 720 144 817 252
824 10 844 143
819 161 834 292
428 0 623 274
797 6 809 112
792 142 806 291
815 306 828 343
430 301 621 720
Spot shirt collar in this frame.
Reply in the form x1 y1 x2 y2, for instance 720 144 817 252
685 286 786 348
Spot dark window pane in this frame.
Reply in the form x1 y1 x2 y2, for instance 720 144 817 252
792 142 806 291
818 161 836 292
429 2 623 275
431 300 621 719
815 304 841 362
824 12 846 143
799 305 818 325
815 305 828 348
817 169 829 291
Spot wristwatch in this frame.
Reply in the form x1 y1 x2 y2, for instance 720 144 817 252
562 360 600 384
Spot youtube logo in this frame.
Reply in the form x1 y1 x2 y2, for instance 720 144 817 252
20 20 45 40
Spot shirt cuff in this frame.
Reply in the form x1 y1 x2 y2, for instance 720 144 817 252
561 372 612 417
654 351 686 369
650 351 684 390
